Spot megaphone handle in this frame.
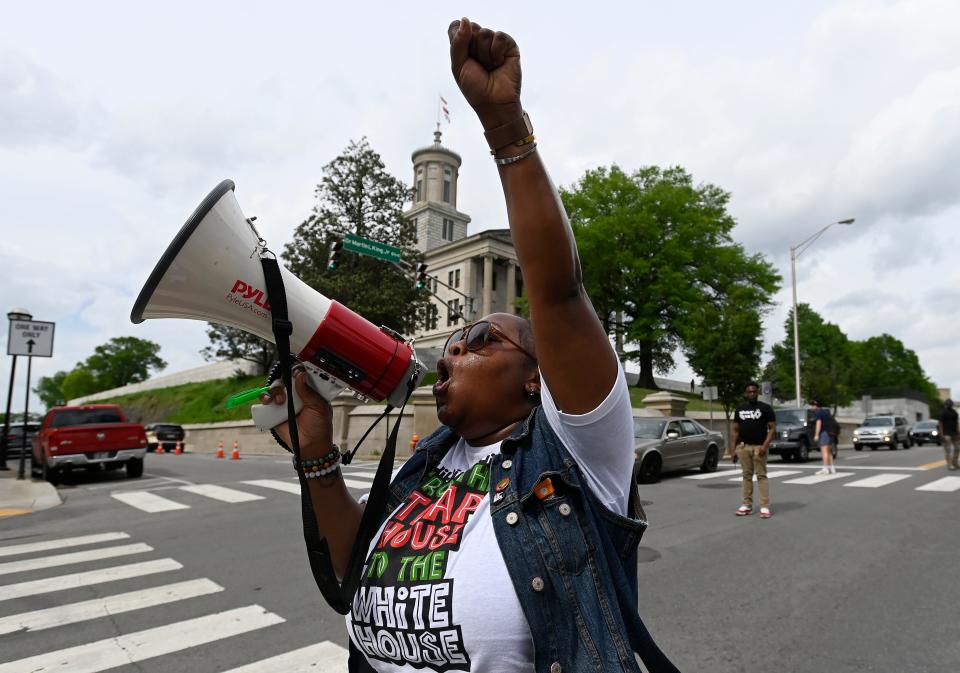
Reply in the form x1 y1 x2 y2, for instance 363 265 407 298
250 367 344 431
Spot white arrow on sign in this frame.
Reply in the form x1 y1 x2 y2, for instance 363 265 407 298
7 319 55 358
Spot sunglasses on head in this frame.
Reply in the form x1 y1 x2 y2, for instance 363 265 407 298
443 320 536 361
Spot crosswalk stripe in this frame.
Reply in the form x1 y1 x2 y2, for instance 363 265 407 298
0 543 153 577
0 578 223 635
844 473 912 488
0 558 182 603
0 532 130 558
0 605 285 673
111 491 191 512
221 642 349 673
728 470 802 482
242 479 301 495
343 478 374 490
915 476 960 492
683 470 740 480
783 472 855 485
179 484 265 503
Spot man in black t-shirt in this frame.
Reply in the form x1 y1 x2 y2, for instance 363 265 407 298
939 399 959 470
729 381 777 518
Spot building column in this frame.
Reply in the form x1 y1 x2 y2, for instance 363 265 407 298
482 255 493 316
506 261 517 314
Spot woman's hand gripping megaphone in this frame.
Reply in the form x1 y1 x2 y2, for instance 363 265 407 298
258 367 335 456
250 364 345 434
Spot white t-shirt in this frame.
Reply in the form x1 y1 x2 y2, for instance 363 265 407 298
345 367 635 672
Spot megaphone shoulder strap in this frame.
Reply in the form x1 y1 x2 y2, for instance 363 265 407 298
259 255 411 615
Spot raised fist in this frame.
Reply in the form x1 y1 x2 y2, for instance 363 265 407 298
448 18 522 130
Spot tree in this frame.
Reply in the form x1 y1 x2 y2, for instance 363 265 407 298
561 164 780 387
60 367 99 402
35 370 68 408
282 138 429 335
201 324 276 376
763 304 854 409
83 336 166 390
848 334 939 408
682 286 767 419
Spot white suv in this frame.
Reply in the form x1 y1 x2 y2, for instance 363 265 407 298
852 415 910 451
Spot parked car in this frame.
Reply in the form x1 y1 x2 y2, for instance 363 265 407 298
3 423 40 459
144 423 185 452
852 415 910 451
633 416 724 483
908 420 941 446
31 404 147 483
769 408 838 462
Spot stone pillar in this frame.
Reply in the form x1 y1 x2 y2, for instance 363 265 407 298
412 385 441 443
641 391 690 417
506 261 517 314
464 258 477 319
482 255 493 316
330 395 364 449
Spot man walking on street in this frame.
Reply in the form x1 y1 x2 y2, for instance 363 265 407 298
939 399 959 470
729 381 777 519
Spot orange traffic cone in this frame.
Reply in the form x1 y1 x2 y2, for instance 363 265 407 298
216 441 225 459
174 440 183 455
231 440 240 460
409 434 420 453
155 442 165 455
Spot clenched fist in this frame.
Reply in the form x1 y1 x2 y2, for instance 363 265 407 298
448 18 522 130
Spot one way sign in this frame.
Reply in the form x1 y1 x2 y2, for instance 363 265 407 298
7 319 55 357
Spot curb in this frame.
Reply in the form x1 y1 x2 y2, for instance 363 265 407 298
0 474 62 517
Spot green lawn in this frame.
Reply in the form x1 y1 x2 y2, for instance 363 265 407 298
628 386 719 412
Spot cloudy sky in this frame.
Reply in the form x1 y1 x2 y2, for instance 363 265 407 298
2 0 958 412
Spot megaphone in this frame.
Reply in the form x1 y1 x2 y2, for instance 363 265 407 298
131 180 423 431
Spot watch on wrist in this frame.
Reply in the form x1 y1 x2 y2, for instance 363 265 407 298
484 112 533 152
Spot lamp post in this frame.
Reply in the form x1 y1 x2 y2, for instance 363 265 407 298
1 308 33 472
790 219 855 406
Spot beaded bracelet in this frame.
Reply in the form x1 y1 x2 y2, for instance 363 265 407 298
493 143 538 166
293 445 342 479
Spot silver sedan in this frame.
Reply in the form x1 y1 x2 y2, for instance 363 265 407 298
633 416 725 483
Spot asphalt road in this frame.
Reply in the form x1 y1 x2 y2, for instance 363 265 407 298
1 443 957 672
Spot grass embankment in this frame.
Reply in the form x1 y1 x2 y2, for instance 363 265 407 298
97 371 441 425
628 387 717 412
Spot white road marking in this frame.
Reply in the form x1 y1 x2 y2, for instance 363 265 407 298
0 543 153 576
0 578 223 635
0 559 182 602
0 605 284 673
242 479 301 495
728 470 803 482
0 532 130 558
783 472 855 485
343 478 375 490
221 641 349 673
111 491 190 512
179 484 265 503
915 476 960 492
844 473 913 488
683 470 741 480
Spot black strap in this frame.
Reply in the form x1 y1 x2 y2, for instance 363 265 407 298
259 255 413 614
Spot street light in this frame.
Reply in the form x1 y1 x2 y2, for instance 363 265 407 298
1 308 32 472
790 219 855 406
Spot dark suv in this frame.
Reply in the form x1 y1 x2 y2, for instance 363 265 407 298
144 423 185 452
769 409 838 462
3 423 40 458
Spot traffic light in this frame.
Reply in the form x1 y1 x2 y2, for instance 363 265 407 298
415 263 428 289
327 239 343 271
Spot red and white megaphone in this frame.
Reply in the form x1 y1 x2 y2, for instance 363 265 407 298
131 180 423 430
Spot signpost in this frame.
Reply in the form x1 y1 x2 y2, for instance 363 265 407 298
342 233 403 264
702 386 719 426
3 314 54 478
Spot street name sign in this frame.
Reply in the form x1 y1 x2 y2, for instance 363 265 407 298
343 233 403 263
7 319 55 357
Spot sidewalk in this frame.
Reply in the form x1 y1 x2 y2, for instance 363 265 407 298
0 465 61 518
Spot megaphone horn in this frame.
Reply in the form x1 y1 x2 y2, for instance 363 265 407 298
131 180 423 430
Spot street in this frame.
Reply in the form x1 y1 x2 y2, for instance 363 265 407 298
2 444 958 672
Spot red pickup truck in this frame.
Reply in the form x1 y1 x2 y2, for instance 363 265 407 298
31 404 147 483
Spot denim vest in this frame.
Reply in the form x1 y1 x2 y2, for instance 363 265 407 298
348 406 680 673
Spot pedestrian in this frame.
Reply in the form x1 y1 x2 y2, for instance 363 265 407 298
261 18 679 673
939 399 959 470
728 382 776 519
812 400 836 475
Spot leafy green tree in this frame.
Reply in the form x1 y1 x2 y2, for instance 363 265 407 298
562 164 780 387
763 304 854 409
848 334 939 408
60 367 99 401
282 138 428 335
682 286 767 419
35 370 68 408
83 336 166 390
201 324 276 376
